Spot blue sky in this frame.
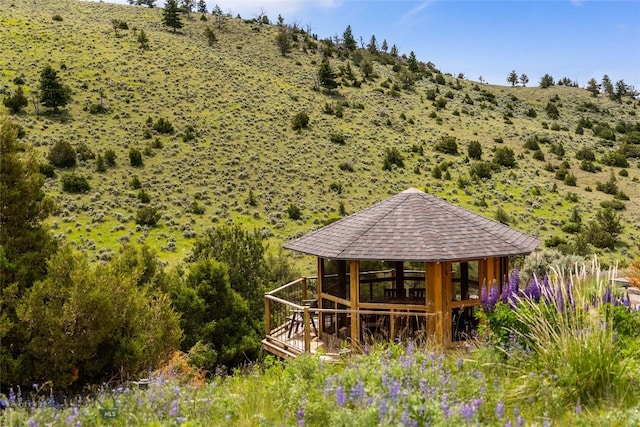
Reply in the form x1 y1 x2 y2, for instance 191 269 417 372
212 0 640 89
119 1 640 89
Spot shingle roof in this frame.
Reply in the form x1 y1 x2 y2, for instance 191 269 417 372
284 188 540 262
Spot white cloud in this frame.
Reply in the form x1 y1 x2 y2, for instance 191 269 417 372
399 0 431 25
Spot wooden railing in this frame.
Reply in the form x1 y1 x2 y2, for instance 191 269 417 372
264 275 438 357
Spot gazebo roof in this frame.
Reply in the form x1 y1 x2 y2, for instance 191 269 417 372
284 188 540 262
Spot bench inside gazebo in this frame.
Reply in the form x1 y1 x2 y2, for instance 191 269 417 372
262 188 539 359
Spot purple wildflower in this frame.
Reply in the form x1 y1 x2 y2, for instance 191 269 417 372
378 399 388 423
28 419 38 427
335 386 346 407
388 381 401 401
603 284 612 304
297 406 305 427
170 399 179 417
406 341 415 356
496 401 504 419
460 403 476 422
517 415 524 427
455 357 463 369
441 395 451 420
575 400 582 414
324 376 332 396
350 379 365 403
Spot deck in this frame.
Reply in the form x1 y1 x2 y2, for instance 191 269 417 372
263 273 442 359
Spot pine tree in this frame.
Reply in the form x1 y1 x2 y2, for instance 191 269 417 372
39 65 70 112
163 0 183 32
507 70 518 86
318 58 338 91
342 25 356 51
3 86 28 114
196 0 207 14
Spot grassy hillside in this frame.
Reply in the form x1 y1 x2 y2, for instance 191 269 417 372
2 0 639 268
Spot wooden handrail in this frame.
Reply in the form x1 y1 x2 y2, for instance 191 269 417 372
267 277 307 295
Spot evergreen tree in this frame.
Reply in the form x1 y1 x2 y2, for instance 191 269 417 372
507 70 518 86
3 86 28 114
196 0 207 14
614 79 627 101
39 65 70 112
519 73 529 87
601 74 614 99
204 26 216 46
342 25 357 51
407 51 419 73
390 44 398 57
275 28 291 56
317 58 338 91
367 34 378 54
539 73 555 88
381 39 388 53
586 78 600 96
162 0 183 32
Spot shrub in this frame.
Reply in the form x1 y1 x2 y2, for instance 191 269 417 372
104 149 116 166
532 150 545 161
130 175 142 189
136 206 161 226
329 182 343 193
575 146 595 161
329 132 346 145
153 117 175 134
382 147 404 170
469 161 494 180
563 173 577 186
523 137 540 151
48 140 76 167
434 136 458 155
493 147 516 168
495 206 511 224
52 14 63 21
61 173 90 193
338 161 354 172
137 189 151 203
601 151 629 168
88 103 109 114
39 163 56 178
287 203 302 220
76 142 95 161
579 159 600 173
292 111 309 131
129 148 143 167
3 87 28 114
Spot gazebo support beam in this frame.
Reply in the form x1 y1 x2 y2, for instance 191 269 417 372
350 260 360 348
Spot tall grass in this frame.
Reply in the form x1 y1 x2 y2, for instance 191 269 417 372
497 261 636 406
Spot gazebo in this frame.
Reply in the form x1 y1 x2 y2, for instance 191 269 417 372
262 188 539 358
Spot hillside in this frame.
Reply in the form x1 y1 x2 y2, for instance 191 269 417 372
1 0 639 267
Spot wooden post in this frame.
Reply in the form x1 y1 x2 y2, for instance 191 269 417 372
317 257 324 336
302 276 307 301
426 262 444 346
350 260 360 348
435 262 445 347
265 296 271 336
304 307 311 353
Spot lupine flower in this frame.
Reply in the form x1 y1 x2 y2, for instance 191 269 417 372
496 401 504 419
441 395 451 420
388 381 401 401
296 406 305 426
350 379 365 403
170 399 179 417
378 399 388 423
575 400 582 414
460 403 475 422
335 386 346 407
517 415 524 427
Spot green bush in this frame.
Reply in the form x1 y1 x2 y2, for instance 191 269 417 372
532 150 545 161
3 87 28 114
104 149 117 166
61 173 90 193
76 142 95 161
493 147 516 168
135 206 161 226
48 140 76 168
469 161 494 180
287 203 302 220
153 117 175 134
601 151 629 168
52 14 63 21
129 148 143 167
16 245 180 388
434 136 458 155
329 131 346 145
292 111 309 131
39 163 56 178
575 146 595 161
382 146 404 170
